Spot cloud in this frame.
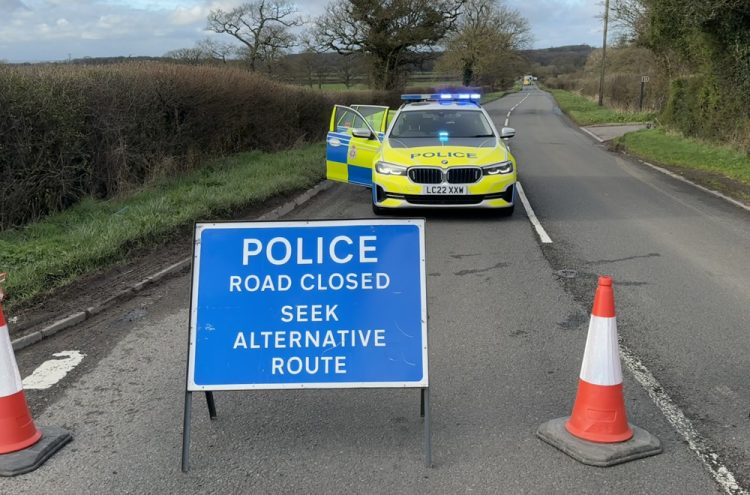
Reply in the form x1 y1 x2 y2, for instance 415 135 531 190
506 0 603 48
0 0 216 61
0 0 28 12
0 0 603 62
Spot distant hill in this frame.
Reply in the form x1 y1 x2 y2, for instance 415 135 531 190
520 44 594 76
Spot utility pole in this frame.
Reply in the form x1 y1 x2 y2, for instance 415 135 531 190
598 0 610 106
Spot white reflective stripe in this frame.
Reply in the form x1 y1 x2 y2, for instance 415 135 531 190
579 315 623 386
0 324 23 397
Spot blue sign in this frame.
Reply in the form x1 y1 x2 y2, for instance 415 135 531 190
187 219 427 390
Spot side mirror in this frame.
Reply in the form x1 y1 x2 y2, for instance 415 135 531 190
501 127 516 139
352 128 374 139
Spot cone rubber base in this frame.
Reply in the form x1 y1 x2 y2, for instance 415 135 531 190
537 417 662 467
0 426 72 476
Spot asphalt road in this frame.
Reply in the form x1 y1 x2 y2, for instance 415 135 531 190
497 87 750 489
4 88 748 494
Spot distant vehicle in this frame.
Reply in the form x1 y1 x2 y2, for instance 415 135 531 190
523 75 534 86
325 93 518 215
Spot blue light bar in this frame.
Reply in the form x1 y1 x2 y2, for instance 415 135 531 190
400 92 482 102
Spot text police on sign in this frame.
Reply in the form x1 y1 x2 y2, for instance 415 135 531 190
187 219 428 390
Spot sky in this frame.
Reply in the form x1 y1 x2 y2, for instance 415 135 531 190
0 0 605 63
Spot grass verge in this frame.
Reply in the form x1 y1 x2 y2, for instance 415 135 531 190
549 89 655 125
615 129 750 188
0 143 325 309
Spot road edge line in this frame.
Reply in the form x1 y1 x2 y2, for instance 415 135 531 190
620 344 748 495
516 182 552 244
632 158 750 212
11 180 335 352
579 126 605 143
579 125 748 211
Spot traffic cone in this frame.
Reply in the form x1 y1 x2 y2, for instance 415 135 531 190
0 276 71 476
0 302 42 454
536 276 662 466
565 276 632 443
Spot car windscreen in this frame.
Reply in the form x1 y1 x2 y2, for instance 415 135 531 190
389 109 494 139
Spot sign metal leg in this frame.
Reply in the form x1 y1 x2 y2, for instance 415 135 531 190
420 388 425 418
423 387 432 468
206 391 217 419
181 391 193 473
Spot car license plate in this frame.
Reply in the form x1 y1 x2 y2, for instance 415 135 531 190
422 185 467 195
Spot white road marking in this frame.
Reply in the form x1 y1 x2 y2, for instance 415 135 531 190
524 88 746 493
22 350 85 390
516 182 553 244
579 126 605 143
620 345 748 495
503 95 551 245
637 159 750 212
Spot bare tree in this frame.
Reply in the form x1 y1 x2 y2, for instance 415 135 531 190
610 0 649 43
207 0 303 71
295 51 318 87
310 0 465 90
439 0 531 88
196 38 236 64
334 53 363 88
164 47 205 65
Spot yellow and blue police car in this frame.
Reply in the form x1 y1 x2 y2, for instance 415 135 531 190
325 93 517 215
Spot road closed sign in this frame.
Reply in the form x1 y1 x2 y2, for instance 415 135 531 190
187 219 427 390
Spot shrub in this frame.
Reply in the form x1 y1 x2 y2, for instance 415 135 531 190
0 63 395 229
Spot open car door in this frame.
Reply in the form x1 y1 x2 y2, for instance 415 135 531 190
326 105 383 187
351 105 391 136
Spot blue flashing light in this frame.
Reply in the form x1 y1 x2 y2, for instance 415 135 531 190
401 92 482 102
438 131 449 143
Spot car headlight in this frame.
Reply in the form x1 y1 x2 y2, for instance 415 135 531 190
482 161 513 175
375 161 407 176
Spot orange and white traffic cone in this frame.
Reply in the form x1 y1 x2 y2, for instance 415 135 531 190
565 276 632 443
0 303 42 454
537 276 661 466
0 274 71 476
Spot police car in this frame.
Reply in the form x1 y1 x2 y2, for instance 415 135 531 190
325 93 517 215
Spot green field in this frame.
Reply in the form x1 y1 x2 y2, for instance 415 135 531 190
0 144 325 309
549 89 655 126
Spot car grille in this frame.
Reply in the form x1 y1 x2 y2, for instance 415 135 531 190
447 167 481 184
408 167 482 184
408 168 442 184
403 195 484 205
